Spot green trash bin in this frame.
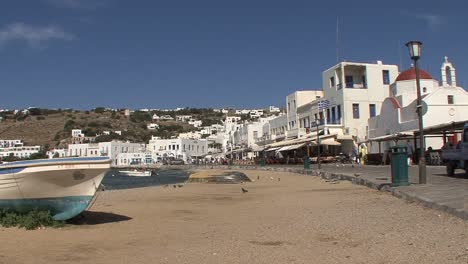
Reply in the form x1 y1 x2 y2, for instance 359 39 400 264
390 145 409 186
303 156 310 170
259 158 265 167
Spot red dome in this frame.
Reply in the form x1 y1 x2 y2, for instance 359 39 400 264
395 68 433 82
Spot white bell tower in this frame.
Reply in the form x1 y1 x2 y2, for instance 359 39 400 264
441 56 457 87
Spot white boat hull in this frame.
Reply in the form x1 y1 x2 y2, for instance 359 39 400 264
0 157 111 220
119 170 152 177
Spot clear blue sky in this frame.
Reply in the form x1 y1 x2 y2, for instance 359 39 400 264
1 0 466 110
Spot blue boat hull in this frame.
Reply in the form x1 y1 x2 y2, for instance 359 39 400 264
0 196 93 220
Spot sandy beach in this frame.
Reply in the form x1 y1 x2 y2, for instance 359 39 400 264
1 169 467 264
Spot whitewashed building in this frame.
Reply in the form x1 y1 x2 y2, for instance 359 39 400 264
68 141 143 166
368 57 468 153
286 90 324 139
147 136 208 162
320 60 399 143
0 139 41 159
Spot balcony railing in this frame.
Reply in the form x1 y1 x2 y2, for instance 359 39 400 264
346 83 367 89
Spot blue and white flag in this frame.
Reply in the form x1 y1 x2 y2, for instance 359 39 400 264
318 100 330 110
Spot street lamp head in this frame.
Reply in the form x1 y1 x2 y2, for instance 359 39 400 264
406 41 422 60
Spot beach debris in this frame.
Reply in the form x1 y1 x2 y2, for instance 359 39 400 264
177 184 184 188
269 177 274 180
173 185 177 188
163 184 169 188
354 173 360 177
241 187 248 193
329 181 340 184
257 176 260 180
278 177 281 181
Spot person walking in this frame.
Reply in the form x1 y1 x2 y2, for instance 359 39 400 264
406 140 414 165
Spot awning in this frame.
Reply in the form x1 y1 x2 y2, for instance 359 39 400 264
320 138 341 146
277 146 291 152
251 146 264 152
266 147 280 152
287 143 306 150
337 135 354 140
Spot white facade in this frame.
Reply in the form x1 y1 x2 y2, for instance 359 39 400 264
188 120 202 127
47 148 67 159
286 90 324 138
269 106 281 113
147 123 160 130
368 57 468 153
68 141 143 166
116 152 154 166
178 132 202 139
71 129 84 138
147 137 208 161
0 139 40 159
321 61 399 142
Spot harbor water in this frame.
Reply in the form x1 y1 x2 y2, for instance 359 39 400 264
101 169 190 190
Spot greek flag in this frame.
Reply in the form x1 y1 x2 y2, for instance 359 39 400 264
318 100 330 111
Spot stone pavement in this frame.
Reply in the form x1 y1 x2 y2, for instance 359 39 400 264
216 163 468 220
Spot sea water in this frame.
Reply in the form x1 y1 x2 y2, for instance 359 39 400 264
101 169 190 190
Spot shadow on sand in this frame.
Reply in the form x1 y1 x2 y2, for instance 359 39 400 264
67 211 132 225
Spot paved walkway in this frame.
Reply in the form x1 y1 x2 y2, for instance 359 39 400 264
216 163 468 220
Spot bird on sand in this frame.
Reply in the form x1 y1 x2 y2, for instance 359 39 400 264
241 187 248 193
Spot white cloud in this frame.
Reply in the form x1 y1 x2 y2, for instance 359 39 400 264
0 23 74 48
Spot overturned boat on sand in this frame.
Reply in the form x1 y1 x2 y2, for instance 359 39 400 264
0 157 111 220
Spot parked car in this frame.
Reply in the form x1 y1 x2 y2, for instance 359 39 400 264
441 123 468 176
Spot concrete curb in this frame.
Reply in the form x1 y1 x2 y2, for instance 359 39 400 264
209 165 467 221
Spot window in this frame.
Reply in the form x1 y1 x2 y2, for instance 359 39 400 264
369 104 376 118
337 105 341 122
448 95 454 104
362 75 366 88
330 77 335 87
423 87 427 93
326 109 331 123
331 107 336 124
352 104 360 119
345 75 354 88
382 70 390 85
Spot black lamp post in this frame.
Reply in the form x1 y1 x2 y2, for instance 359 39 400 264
312 119 321 169
405 40 426 184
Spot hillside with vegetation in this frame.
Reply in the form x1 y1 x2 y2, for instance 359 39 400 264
0 108 225 149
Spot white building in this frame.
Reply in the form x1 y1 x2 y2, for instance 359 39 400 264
68 141 144 166
321 60 399 143
176 115 192 122
368 57 468 153
286 90 324 139
147 137 208 162
147 123 160 130
178 131 202 139
46 148 67 159
188 120 202 127
0 140 41 159
116 152 154 166
71 129 85 138
269 106 281 113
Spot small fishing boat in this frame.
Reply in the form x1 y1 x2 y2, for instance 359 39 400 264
119 169 152 177
0 157 111 220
